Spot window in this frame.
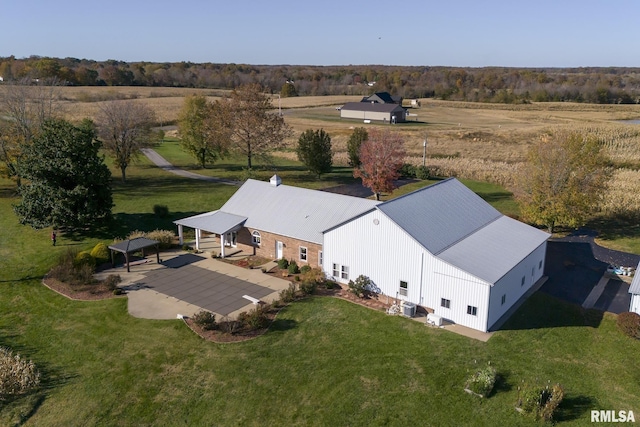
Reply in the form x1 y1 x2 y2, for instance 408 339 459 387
399 281 408 296
521 276 525 286
332 263 339 277
251 230 261 245
318 251 323 266
467 305 477 316
501 294 506 305
341 265 349 280
299 246 307 262
440 298 451 309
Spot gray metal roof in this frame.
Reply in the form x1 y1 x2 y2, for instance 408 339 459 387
438 216 550 284
195 179 380 244
377 178 503 255
629 261 640 294
108 237 159 254
174 211 247 234
341 102 405 113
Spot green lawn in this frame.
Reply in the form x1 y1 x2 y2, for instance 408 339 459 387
1 151 639 425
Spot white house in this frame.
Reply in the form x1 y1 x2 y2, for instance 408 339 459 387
176 176 549 333
629 261 640 314
322 178 550 332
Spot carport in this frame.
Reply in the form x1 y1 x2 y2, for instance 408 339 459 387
109 237 160 272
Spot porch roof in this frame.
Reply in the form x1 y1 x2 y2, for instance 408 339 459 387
174 210 247 235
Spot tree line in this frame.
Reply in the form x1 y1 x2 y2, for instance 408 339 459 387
2 56 640 104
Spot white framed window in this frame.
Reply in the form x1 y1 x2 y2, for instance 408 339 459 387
399 280 408 296
332 263 339 277
501 294 506 305
318 251 323 266
299 246 308 262
251 230 261 245
441 298 451 309
467 305 477 316
341 265 349 280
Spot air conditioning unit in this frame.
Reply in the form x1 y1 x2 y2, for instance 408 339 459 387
401 301 416 317
426 313 442 326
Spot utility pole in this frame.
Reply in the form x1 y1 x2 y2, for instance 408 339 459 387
422 136 427 167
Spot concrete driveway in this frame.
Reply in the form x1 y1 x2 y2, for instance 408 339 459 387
99 250 291 320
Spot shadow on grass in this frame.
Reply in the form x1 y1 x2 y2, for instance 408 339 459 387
554 394 596 422
492 371 513 396
269 318 297 333
500 292 604 330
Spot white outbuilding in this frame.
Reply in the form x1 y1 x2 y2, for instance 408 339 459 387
629 261 640 314
322 178 550 332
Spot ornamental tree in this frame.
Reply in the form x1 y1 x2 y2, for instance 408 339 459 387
296 128 332 178
13 119 113 229
353 129 406 200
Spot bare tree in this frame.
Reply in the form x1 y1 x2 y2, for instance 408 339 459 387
97 100 156 182
222 83 292 170
0 77 61 185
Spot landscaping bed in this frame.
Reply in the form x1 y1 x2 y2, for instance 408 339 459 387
42 276 120 301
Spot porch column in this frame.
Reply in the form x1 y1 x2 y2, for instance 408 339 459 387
195 228 201 251
177 224 184 245
221 233 226 258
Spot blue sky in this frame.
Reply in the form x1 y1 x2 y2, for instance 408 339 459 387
1 0 638 67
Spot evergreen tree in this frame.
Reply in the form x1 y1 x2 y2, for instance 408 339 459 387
346 127 368 167
13 119 113 229
296 129 332 178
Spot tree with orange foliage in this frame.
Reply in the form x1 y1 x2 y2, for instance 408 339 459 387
353 129 406 200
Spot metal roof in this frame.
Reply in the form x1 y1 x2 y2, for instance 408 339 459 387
437 216 550 284
377 178 503 255
341 102 405 113
174 211 247 234
219 179 380 244
108 237 159 254
629 261 640 294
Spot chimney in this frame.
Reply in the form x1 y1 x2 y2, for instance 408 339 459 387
270 174 282 187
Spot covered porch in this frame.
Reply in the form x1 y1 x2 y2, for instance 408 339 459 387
174 211 248 258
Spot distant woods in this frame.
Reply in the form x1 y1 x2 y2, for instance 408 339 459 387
1 56 640 104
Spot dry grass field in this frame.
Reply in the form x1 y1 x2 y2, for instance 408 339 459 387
57 87 640 231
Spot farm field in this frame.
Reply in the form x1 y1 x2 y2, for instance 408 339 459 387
1 157 639 425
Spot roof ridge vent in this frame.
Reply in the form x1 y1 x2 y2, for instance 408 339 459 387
270 174 282 187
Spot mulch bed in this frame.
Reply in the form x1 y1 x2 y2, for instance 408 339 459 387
42 276 120 301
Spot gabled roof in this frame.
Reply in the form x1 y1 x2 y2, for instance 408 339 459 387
197 179 380 244
377 178 503 255
109 237 158 254
629 261 640 294
366 92 395 104
341 102 404 113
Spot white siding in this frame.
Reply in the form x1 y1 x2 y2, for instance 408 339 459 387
486 242 547 330
630 294 640 315
323 210 492 331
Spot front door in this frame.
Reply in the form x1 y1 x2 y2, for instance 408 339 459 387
225 231 237 247
276 241 283 259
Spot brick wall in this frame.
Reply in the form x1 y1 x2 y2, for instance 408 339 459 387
236 227 322 266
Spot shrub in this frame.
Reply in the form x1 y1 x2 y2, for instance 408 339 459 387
617 311 640 339
0 347 41 399
518 383 564 422
113 288 124 296
348 274 371 298
295 275 301 282
126 230 147 240
287 260 300 274
74 251 96 268
192 310 217 331
279 283 297 303
238 304 270 331
277 258 289 269
415 165 431 180
399 163 416 178
299 279 317 296
300 265 312 274
465 365 497 397
103 274 121 291
90 242 110 264
146 229 175 249
182 244 192 251
324 280 336 289
153 204 169 218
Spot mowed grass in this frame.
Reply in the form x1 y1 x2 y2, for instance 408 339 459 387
1 149 640 425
